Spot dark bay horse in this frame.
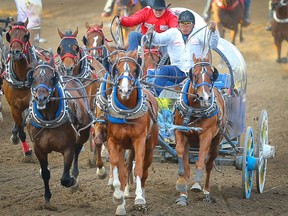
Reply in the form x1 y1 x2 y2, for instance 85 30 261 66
271 0 288 63
106 50 158 215
3 19 47 157
212 0 245 45
57 27 107 173
57 27 106 110
174 53 226 206
26 55 93 209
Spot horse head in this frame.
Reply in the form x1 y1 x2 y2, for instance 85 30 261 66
57 28 80 75
6 19 31 61
189 53 218 107
82 22 106 58
28 53 59 110
110 50 141 101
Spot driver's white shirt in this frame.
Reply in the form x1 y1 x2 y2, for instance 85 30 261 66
151 27 219 73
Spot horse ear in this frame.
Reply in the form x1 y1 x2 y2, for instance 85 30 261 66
99 22 103 28
27 70 34 86
82 36 88 46
24 31 30 41
188 67 194 81
6 32 10 43
85 22 90 30
73 27 78 37
58 28 64 38
212 67 219 82
52 72 60 86
24 18 29 28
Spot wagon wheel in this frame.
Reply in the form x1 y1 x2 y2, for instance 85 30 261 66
242 126 255 199
255 110 268 193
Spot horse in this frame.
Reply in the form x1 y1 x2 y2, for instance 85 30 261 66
3 19 44 158
271 0 288 63
173 53 226 206
26 54 93 209
106 50 158 215
56 27 106 109
211 0 245 45
82 21 112 73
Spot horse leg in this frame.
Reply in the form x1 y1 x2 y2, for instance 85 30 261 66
203 138 220 203
133 137 147 206
108 138 126 215
193 135 212 197
11 123 20 144
239 24 244 42
61 148 77 189
11 110 32 156
230 29 237 45
124 149 135 197
93 124 108 179
35 148 53 209
0 98 3 122
175 131 188 192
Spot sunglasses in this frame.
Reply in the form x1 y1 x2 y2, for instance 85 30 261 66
179 21 193 25
153 8 165 12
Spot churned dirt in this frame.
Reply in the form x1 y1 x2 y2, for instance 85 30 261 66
0 0 288 215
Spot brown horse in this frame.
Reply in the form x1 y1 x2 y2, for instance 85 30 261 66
106 50 158 215
26 54 93 209
271 0 288 63
174 53 226 206
56 27 107 115
212 0 245 45
3 19 44 157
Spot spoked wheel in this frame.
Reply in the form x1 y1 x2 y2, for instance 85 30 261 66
242 126 255 199
255 110 268 193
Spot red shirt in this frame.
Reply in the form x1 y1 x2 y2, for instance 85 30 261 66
120 6 178 34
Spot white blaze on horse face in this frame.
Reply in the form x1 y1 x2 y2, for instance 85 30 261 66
201 71 210 103
92 36 99 56
119 62 130 96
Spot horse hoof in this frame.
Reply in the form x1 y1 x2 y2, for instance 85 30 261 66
115 205 126 216
10 135 20 145
203 194 215 203
24 148 33 157
175 196 188 206
133 204 147 213
96 167 107 179
134 197 146 205
190 182 202 192
70 178 79 193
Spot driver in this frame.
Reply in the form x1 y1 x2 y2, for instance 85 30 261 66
147 10 219 96
118 0 178 52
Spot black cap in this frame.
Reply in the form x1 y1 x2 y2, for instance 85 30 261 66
151 0 167 10
178 10 195 24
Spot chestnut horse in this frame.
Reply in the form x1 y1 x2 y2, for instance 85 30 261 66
212 0 245 45
174 54 226 206
107 50 158 215
82 21 112 71
271 0 288 63
26 55 93 209
3 19 46 157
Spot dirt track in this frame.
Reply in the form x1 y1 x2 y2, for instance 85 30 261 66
0 0 288 215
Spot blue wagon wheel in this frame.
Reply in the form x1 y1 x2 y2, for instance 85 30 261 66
242 126 255 199
255 110 268 193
